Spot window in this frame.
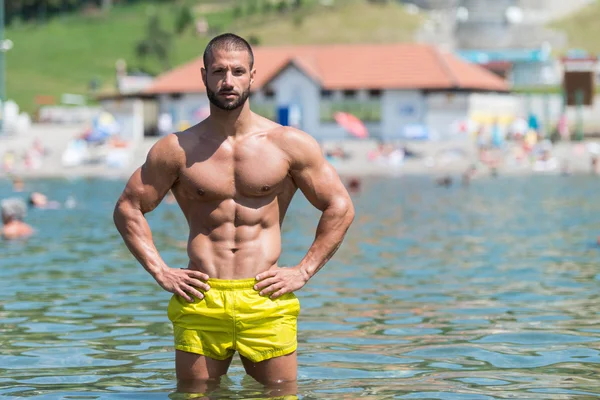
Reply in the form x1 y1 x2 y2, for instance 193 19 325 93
321 89 333 99
368 89 382 98
264 86 275 99
343 90 356 99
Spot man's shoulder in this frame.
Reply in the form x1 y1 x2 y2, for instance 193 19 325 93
266 126 322 168
147 132 187 167
268 125 318 149
154 120 207 151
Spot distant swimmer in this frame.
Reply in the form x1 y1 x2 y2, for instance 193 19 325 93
347 178 361 193
28 192 61 209
1 198 34 240
436 176 452 187
113 34 355 396
12 177 24 192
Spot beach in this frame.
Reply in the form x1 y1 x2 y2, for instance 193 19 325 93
1 123 599 181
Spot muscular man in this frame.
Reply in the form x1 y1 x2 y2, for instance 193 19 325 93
113 34 354 393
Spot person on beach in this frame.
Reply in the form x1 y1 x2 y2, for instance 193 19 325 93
1 198 34 240
113 33 355 396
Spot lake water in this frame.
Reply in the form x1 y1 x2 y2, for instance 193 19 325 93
1 176 600 399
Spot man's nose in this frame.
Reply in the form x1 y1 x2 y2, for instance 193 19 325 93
223 71 234 87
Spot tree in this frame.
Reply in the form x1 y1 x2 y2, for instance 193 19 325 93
135 14 172 72
262 0 272 13
247 0 257 15
174 5 194 35
277 0 287 13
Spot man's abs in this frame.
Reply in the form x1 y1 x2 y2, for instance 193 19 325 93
186 223 282 279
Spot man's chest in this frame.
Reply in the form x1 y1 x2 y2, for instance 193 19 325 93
175 143 292 201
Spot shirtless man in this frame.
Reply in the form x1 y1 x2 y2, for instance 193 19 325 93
113 34 354 394
1 198 33 240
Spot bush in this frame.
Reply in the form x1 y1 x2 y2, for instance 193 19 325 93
263 0 273 13
277 0 287 13
248 0 258 15
248 34 261 45
233 5 243 18
175 5 194 35
293 13 304 27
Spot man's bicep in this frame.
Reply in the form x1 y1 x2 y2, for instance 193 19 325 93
120 145 179 213
285 130 350 211
291 157 349 212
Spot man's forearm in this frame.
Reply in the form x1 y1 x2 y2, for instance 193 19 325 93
298 201 354 279
113 203 168 280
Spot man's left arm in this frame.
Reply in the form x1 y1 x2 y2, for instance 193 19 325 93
255 130 355 299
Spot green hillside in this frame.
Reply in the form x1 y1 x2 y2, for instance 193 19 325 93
4 0 421 114
234 0 422 46
551 0 600 54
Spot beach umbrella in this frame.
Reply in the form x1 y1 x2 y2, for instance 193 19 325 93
334 112 369 139
86 112 120 143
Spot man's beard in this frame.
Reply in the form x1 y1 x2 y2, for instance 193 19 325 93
206 86 251 111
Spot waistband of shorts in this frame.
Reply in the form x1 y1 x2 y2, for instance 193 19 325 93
207 278 256 290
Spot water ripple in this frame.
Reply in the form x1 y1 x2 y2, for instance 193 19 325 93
1 176 600 398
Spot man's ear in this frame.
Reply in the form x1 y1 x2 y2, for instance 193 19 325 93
201 67 207 87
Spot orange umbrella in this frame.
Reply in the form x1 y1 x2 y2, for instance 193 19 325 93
334 112 369 139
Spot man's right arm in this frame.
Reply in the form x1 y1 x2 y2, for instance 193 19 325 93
113 134 209 302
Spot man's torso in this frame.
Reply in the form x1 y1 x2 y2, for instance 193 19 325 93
170 118 299 279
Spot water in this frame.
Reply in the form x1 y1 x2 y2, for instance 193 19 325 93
1 176 600 399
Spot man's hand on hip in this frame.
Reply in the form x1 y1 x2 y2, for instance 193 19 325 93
254 266 309 299
155 268 210 302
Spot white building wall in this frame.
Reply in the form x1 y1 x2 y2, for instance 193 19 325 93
267 65 321 138
100 98 144 142
469 92 519 117
159 93 210 130
381 90 425 140
426 92 470 139
516 93 600 133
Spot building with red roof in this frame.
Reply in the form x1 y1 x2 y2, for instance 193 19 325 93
100 42 510 141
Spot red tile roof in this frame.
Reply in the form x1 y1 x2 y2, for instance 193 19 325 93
145 43 509 95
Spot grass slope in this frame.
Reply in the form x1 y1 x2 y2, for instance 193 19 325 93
551 0 600 54
234 0 422 46
7 1 229 113
5 0 420 114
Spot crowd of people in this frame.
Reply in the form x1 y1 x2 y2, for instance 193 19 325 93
1 138 49 174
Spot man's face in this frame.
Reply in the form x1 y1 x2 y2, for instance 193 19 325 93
202 49 255 111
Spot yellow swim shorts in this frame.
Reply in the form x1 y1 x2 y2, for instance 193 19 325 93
168 278 300 363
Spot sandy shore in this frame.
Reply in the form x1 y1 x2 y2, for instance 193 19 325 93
1 123 598 181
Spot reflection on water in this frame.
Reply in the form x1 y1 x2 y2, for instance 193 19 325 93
1 176 600 399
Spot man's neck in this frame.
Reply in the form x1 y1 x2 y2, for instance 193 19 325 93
208 102 254 138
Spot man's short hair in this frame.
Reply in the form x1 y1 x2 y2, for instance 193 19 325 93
1 198 26 221
203 33 254 70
